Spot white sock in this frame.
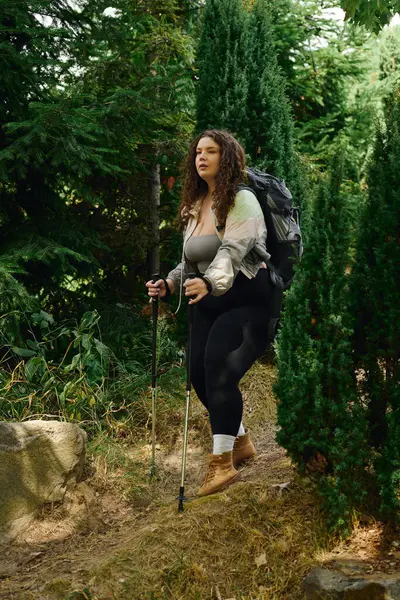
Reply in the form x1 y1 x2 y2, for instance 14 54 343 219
237 422 246 437
213 434 236 455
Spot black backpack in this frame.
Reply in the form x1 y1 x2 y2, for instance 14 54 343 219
239 167 302 340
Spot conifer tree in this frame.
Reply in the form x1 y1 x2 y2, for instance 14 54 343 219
350 89 400 515
341 0 398 32
0 0 194 348
275 155 368 529
196 0 248 138
0 0 102 343
244 0 295 182
196 0 307 209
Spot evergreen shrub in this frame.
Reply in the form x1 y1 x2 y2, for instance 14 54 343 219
275 157 369 531
196 0 248 139
350 89 400 517
196 0 307 211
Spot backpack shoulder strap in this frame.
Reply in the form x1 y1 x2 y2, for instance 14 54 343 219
237 184 256 195
236 184 258 203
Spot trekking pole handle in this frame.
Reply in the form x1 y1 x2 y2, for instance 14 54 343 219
151 273 161 292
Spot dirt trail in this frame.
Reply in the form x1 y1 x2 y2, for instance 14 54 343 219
0 429 294 597
0 364 298 600
0 419 292 600
2 361 398 600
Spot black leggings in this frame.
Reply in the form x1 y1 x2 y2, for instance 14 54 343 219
190 269 272 437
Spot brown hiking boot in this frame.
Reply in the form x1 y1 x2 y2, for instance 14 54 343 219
197 451 240 497
232 432 256 465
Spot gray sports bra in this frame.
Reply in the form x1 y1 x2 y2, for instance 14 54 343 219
185 234 221 274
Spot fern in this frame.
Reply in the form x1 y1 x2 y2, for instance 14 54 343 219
0 266 36 347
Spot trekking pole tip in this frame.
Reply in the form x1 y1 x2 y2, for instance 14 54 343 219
177 486 187 512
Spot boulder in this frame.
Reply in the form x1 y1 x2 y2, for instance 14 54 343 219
345 581 388 599
304 567 400 600
303 567 351 599
386 579 400 599
345 577 400 599
0 420 87 542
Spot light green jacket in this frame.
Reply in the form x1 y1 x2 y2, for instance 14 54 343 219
167 189 269 298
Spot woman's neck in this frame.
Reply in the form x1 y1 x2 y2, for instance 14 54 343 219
205 178 216 196
202 192 213 209
202 181 215 204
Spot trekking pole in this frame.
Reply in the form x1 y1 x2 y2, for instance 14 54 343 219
149 273 160 479
178 274 196 512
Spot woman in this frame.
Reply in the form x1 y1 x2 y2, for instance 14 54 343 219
146 130 272 497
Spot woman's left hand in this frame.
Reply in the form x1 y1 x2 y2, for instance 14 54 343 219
184 277 209 305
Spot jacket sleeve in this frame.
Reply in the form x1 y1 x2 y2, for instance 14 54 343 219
167 260 189 294
203 189 266 296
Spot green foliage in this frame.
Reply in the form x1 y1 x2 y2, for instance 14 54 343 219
0 0 195 348
349 88 400 516
378 25 400 96
196 0 248 139
341 0 400 32
1 310 110 422
264 1 378 179
196 0 307 209
1 0 399 535
244 0 294 179
275 156 369 530
0 265 36 347
295 43 361 157
289 25 372 173
0 0 191 437
269 1 346 123
0 308 184 432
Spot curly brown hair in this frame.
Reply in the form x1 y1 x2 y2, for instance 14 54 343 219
178 130 246 229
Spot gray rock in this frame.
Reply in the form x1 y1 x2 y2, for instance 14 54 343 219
303 567 351 599
304 567 400 600
330 559 370 575
386 579 400 599
0 420 86 542
344 581 388 599
345 578 400 599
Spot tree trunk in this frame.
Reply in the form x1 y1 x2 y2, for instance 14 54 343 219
148 160 160 278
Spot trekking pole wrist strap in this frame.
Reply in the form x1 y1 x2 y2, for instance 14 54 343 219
200 275 212 295
159 278 171 303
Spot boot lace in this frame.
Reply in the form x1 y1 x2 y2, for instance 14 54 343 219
203 463 218 484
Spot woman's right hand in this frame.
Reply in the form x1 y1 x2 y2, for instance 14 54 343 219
145 278 174 299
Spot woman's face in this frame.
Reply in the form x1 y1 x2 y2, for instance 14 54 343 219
195 136 221 183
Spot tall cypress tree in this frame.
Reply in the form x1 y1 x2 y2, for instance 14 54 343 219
244 0 307 211
350 89 400 516
196 0 307 209
196 0 248 138
244 0 295 181
275 156 368 529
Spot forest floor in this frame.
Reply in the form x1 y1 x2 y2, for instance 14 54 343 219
0 363 399 600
